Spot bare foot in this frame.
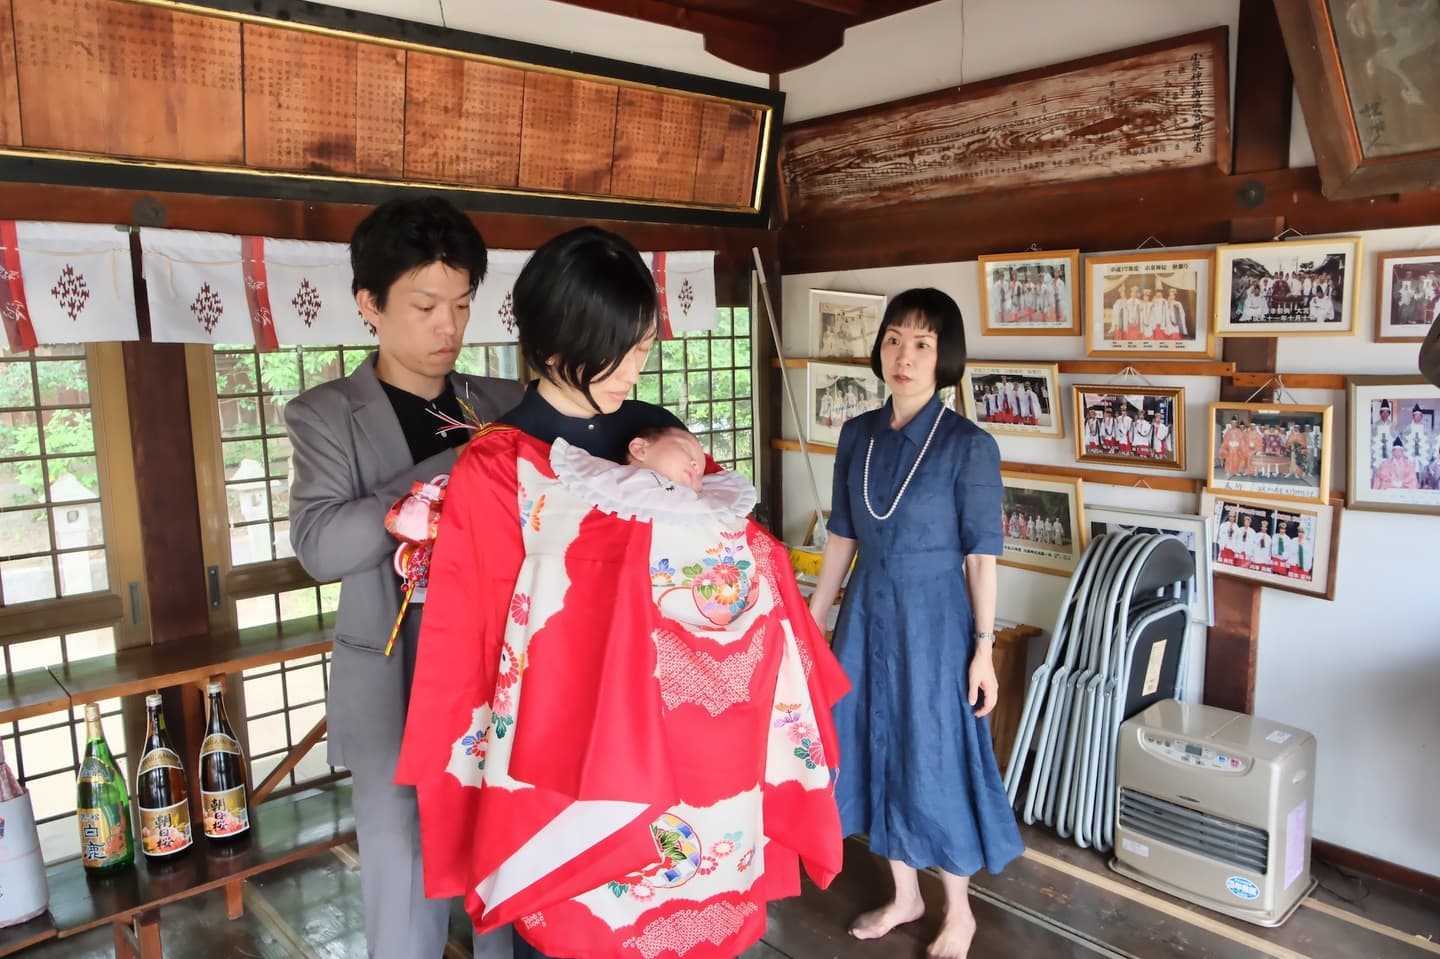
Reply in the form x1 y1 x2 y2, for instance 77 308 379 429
849 899 925 940
926 912 977 959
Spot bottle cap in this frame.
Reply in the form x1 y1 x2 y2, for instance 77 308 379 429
207 681 223 694
84 702 101 719
146 693 163 707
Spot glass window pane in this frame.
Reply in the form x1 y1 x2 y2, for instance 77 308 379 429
57 547 108 596
0 362 35 408
2 556 56 603
63 626 116 663
7 635 62 671
230 523 275 565
1 508 52 555
2 412 40 464
277 585 317 622
236 595 278 629
51 504 103 550
35 360 89 407
215 353 259 396
45 457 98 502
219 396 261 439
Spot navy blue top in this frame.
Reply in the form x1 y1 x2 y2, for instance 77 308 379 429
500 380 683 462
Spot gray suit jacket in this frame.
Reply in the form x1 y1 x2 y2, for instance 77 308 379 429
285 354 523 761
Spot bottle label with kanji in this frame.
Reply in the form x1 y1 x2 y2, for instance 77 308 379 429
139 799 193 856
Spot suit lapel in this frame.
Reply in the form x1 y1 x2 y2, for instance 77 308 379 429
349 354 414 479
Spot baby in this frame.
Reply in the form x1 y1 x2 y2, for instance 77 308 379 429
624 424 708 494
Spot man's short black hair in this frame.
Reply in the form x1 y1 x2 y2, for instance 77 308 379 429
869 287 968 391
350 196 488 309
513 226 657 403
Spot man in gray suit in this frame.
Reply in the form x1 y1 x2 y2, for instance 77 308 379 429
286 197 524 958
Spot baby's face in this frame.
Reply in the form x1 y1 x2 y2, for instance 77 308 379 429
631 429 705 492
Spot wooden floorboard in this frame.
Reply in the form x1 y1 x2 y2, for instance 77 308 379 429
22 824 1440 958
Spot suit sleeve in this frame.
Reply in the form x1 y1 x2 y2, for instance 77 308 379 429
285 394 460 582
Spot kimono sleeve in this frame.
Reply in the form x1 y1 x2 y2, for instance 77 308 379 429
957 427 1005 557
396 426 524 897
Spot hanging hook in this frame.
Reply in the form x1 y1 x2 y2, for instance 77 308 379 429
1243 375 1280 403
1272 226 1307 242
1136 235 1166 250
1026 242 1042 253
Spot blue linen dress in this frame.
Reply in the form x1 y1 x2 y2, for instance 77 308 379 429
828 394 1024 876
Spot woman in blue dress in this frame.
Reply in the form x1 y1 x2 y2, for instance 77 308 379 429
808 288 1023 958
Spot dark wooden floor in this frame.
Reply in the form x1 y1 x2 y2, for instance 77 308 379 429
26 823 1440 958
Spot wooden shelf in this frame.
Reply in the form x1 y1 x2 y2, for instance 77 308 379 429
1002 460 1201 494
0 668 72 725
1227 372 1348 390
773 438 837 455
1056 359 1236 377
45 782 355 940
772 357 872 368
50 621 334 708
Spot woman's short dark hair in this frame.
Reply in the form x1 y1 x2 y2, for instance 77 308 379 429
869 287 968 390
350 196 487 308
513 226 658 399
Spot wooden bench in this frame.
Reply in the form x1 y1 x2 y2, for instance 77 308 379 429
0 621 351 958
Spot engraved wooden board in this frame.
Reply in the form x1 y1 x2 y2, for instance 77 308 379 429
0 0 20 145
11 0 243 163
243 23 359 175
611 88 704 203
783 29 1230 219
694 101 763 208
518 72 618 195
355 44 405 178
405 52 524 188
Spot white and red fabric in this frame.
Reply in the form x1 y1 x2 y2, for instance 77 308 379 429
0 221 137 353
140 229 266 346
259 238 375 347
467 249 531 345
650 251 717 337
395 428 847 959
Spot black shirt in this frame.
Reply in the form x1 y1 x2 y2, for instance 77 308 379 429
500 380 683 462
380 378 470 464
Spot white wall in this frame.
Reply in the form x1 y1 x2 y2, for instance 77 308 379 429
777 224 1440 878
781 0 1239 123
310 0 767 86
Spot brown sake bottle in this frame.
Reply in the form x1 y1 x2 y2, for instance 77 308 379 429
136 693 194 858
198 680 251 841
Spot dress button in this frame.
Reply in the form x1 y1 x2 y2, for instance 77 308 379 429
587 423 596 430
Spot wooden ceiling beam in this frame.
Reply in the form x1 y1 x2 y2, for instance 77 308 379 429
792 0 867 15
547 0 784 72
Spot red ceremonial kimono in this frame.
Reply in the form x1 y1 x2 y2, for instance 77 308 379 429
395 428 849 959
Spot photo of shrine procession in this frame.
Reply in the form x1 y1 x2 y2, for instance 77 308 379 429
1001 486 1073 555
1213 409 1325 496
1227 252 1345 326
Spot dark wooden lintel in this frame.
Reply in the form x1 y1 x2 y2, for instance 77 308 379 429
779 164 1439 274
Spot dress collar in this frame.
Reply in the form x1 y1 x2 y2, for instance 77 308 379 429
882 393 946 446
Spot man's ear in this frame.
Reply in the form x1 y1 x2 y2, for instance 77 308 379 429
356 289 381 327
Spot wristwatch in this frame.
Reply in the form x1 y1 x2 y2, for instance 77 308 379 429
974 630 996 643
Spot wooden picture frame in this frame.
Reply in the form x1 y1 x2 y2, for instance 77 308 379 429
1201 488 1342 601
1207 402 1333 505
999 470 1086 577
1072 384 1186 471
1083 250 1215 358
1085 505 1213 626
1274 0 1440 200
805 360 886 447
977 250 1081 335
1214 238 1362 337
960 361 1064 439
809 289 886 359
1345 375 1440 514
1374 249 1440 343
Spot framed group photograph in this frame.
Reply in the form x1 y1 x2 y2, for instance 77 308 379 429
1201 488 1341 600
978 250 1081 335
1086 505 1213 626
1000 471 1086 576
805 360 886 446
1345 375 1440 514
961 362 1063 439
1375 250 1440 343
1083 251 1215 358
1207 402 1333 504
1073 384 1186 471
809 289 886 359
1214 237 1362 336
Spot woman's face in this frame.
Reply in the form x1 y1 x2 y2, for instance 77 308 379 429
879 317 938 399
545 332 656 416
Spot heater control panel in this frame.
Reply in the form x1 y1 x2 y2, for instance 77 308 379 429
1140 732 1252 774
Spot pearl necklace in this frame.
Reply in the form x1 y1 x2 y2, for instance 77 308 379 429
863 405 946 521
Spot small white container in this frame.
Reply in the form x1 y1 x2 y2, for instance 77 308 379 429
0 791 50 927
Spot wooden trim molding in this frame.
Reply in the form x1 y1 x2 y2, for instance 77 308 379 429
1312 840 1440 899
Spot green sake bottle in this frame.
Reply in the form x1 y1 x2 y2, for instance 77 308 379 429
76 702 136 874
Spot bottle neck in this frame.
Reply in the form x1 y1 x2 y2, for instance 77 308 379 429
207 692 231 734
144 705 170 750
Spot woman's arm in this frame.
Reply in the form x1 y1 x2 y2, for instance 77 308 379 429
964 553 999 718
808 532 858 629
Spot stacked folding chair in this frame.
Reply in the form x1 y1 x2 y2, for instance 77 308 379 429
1003 532 1194 853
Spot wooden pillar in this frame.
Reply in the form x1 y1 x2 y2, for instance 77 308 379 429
1205 0 1292 714
122 230 211 819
